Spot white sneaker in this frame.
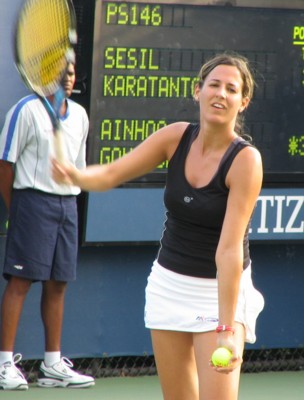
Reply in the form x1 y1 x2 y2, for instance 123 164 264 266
0 353 28 390
37 357 95 388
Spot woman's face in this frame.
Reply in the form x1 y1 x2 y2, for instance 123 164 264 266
195 64 249 127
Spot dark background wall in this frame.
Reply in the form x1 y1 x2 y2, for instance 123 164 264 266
1 238 304 360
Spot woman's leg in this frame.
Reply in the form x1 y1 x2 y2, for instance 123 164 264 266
193 323 245 400
151 329 199 400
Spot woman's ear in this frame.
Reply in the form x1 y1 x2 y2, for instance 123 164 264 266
193 84 200 102
239 96 250 113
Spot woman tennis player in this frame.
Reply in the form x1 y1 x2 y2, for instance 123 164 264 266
52 52 264 400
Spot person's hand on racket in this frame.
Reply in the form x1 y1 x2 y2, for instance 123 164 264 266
210 332 243 374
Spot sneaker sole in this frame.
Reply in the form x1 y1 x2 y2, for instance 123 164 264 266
37 378 95 389
0 383 28 390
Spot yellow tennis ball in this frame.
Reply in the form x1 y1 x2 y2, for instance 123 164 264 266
211 347 232 367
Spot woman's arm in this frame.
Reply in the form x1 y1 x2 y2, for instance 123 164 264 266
215 145 263 359
53 122 189 191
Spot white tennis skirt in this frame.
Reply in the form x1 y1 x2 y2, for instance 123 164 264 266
144 260 264 343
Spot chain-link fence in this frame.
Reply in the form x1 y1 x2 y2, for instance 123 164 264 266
20 348 304 383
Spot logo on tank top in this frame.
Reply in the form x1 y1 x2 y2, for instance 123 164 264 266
184 196 193 203
13 265 24 270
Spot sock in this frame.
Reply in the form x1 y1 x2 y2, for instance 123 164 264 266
0 351 13 365
44 351 61 367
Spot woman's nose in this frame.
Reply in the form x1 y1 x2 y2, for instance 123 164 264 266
215 86 226 98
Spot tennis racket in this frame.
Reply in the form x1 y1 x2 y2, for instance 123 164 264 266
14 0 77 164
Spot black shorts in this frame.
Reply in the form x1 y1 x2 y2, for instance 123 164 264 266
4 189 78 282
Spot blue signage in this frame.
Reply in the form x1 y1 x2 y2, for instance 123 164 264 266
250 188 303 241
84 188 304 244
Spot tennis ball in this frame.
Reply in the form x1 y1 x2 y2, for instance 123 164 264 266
211 347 232 367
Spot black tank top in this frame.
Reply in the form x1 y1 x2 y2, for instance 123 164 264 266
157 123 252 278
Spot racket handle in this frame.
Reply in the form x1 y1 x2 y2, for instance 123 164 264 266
53 129 67 164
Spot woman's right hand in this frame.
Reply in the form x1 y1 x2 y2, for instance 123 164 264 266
210 334 243 374
52 159 77 186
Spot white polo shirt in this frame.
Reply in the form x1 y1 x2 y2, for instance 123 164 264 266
0 94 89 195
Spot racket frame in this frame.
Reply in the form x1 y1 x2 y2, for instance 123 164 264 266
14 0 77 97
13 0 78 163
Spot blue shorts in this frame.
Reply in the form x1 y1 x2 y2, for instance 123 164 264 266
4 189 78 282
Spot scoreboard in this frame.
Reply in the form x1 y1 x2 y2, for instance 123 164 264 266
78 0 304 243
87 0 304 185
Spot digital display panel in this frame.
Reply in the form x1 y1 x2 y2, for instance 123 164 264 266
87 1 304 185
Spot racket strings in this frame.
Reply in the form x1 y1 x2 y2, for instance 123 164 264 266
16 0 74 95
